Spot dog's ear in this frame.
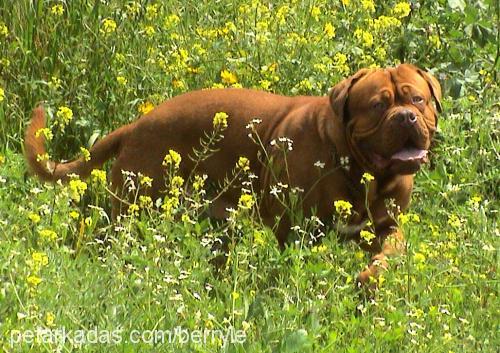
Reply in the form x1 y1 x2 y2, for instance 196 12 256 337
416 68 443 113
329 69 371 123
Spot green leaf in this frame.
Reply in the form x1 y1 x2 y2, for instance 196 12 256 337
280 329 313 353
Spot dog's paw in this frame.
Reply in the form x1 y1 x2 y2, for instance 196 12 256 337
356 253 389 291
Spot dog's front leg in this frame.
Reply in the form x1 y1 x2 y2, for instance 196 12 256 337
356 225 406 288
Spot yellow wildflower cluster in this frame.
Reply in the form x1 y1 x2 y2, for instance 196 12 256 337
116 75 127 86
139 195 153 209
55 106 73 129
361 172 375 184
31 251 49 271
333 53 350 75
138 101 155 115
361 0 375 12
91 169 106 184
0 87 4 102
360 230 376 245
334 200 353 218
0 22 8 37
193 174 207 191
238 193 255 210
163 149 182 168
220 70 238 85
146 4 159 20
323 23 336 39
69 178 87 202
354 29 374 48
50 4 64 16
35 128 53 141
371 16 402 32
237 156 250 172
28 212 40 224
398 212 421 225
126 2 141 17
393 2 412 18
164 14 180 29
101 18 117 35
80 147 91 161
39 229 57 241
139 175 153 187
213 111 229 129
128 203 140 216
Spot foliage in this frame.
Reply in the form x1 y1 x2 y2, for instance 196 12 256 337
0 1 498 352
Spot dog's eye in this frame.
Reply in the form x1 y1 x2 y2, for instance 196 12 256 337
412 96 424 104
373 101 386 111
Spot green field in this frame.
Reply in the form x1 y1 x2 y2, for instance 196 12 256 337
0 1 498 352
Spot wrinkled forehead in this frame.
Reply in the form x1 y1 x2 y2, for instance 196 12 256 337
349 67 431 101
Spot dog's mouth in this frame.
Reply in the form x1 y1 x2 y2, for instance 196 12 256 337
371 143 428 171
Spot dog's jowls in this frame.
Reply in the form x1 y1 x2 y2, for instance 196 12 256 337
24 63 442 287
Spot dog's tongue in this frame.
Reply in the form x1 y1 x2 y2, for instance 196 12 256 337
391 148 427 161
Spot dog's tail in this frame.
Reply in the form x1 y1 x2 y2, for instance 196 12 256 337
24 105 124 182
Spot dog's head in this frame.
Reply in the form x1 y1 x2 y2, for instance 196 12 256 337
330 64 442 176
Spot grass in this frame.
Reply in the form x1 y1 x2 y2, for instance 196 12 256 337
0 1 498 352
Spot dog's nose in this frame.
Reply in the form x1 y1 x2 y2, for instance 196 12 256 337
398 109 417 126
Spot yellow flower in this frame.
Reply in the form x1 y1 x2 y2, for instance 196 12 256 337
27 275 42 287
231 291 240 300
193 174 206 191
238 193 254 210
260 79 271 90
311 244 327 253
80 147 91 162
393 2 411 18
324 23 336 39
213 112 229 129
46 312 55 327
139 195 153 209
32 252 49 267
138 101 155 115
171 176 184 188
91 169 106 184
139 175 153 187
0 154 4 165
164 14 180 29
340 0 350 6
354 29 374 48
310 6 321 21
172 78 185 90
361 172 375 184
220 70 238 85
116 76 127 86
361 0 375 12
428 35 442 49
371 16 401 31
253 230 265 246
181 213 191 223
28 212 41 224
56 106 73 128
146 4 159 20
413 252 426 263
0 87 4 102
128 203 140 216
334 200 353 218
50 4 64 16
69 210 80 220
0 22 8 37
101 18 117 35
360 230 376 245
143 25 156 37
68 179 88 202
126 2 141 16
35 128 53 141
84 217 92 226
237 156 250 172
39 229 57 241
448 214 462 228
163 149 182 168
36 153 50 162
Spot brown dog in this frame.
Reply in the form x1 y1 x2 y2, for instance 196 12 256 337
24 64 441 286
